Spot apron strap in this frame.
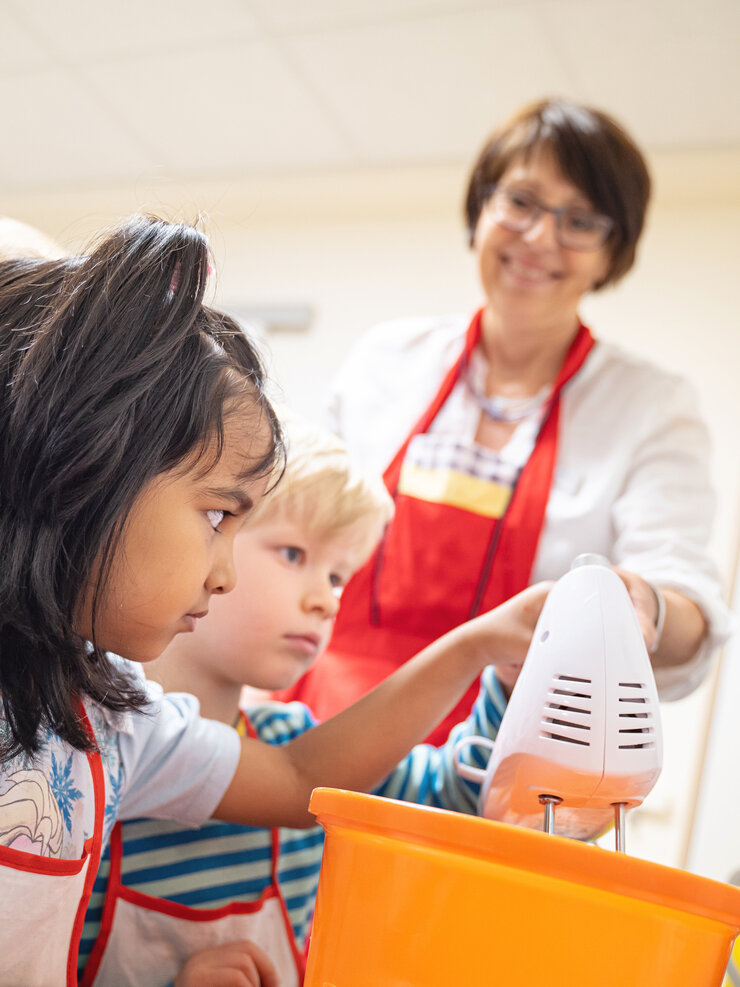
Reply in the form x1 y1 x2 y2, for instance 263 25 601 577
67 699 106 987
241 710 308 978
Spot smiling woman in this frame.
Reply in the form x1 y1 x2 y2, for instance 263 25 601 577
280 97 733 745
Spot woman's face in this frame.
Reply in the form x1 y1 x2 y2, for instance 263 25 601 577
80 412 274 663
473 151 612 331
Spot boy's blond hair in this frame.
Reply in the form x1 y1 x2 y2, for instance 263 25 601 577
251 412 393 554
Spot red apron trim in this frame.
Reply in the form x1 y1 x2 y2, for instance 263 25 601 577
0 840 92 875
114 880 286 921
78 820 123 987
67 699 106 987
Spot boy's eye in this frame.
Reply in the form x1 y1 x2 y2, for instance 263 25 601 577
330 574 346 598
279 546 305 564
207 509 225 530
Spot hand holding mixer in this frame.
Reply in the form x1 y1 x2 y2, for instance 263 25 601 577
454 554 662 850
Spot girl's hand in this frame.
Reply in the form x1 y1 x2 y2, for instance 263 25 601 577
173 941 280 987
473 581 553 694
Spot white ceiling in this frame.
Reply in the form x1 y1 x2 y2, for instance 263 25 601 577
1 0 738 192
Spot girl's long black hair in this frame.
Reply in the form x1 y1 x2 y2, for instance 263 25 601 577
0 215 283 760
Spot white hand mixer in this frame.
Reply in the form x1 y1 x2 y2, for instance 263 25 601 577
454 555 662 851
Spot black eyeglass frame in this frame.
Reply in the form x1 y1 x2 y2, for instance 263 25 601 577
482 183 615 251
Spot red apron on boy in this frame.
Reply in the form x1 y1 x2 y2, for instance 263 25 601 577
278 310 595 745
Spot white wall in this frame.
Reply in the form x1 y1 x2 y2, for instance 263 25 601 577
689 548 740 883
5 147 739 871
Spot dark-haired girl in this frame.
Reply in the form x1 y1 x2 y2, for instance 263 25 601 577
0 216 542 985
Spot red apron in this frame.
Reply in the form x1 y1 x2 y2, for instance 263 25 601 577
278 310 595 745
80 711 305 987
0 700 105 987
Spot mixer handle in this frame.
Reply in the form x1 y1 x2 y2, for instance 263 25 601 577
453 736 495 784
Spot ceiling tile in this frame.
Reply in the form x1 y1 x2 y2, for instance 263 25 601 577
247 0 527 33
539 0 740 147
1 0 736 192
13 0 262 62
283 7 576 163
0 5 55 75
85 42 355 174
0 68 159 186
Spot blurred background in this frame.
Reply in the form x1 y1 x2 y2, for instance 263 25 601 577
2 0 739 879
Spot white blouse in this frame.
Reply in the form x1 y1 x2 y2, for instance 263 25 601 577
326 313 733 701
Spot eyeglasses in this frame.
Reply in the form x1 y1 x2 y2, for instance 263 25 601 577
483 184 614 251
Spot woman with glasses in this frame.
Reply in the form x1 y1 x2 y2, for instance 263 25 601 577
276 98 730 744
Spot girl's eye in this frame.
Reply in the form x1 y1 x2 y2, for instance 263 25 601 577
279 546 305 565
207 509 225 530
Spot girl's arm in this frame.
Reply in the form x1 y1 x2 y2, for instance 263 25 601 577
214 583 549 829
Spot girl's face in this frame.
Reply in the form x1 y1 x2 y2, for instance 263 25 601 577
84 414 274 663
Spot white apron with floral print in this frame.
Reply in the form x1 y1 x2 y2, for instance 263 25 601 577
0 700 116 986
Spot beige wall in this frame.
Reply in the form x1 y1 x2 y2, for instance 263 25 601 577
5 147 739 871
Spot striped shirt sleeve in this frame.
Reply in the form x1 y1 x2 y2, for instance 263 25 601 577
374 666 507 811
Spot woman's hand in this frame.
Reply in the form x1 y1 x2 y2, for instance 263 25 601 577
613 567 661 654
173 941 280 987
614 567 708 668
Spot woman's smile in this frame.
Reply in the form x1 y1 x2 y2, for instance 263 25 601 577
500 251 563 286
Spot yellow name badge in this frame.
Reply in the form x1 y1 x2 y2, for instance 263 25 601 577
398 463 512 519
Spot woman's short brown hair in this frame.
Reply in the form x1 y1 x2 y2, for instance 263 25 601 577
464 98 651 289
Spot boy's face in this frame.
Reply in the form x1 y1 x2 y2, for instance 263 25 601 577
190 513 376 691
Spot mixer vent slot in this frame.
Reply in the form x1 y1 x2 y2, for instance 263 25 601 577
541 674 593 746
617 681 655 749
541 732 590 746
